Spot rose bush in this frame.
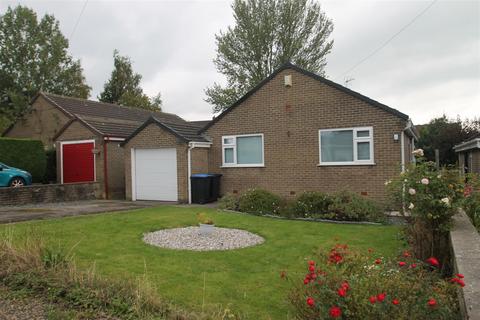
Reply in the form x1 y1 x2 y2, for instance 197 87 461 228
289 244 459 319
387 149 464 262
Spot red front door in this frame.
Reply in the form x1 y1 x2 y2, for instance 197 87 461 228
62 142 95 183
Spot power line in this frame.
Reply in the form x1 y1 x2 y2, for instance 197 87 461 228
69 0 89 40
335 0 438 81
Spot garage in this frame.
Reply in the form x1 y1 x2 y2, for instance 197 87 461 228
133 148 178 201
61 140 95 183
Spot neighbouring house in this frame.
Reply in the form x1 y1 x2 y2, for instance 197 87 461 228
123 62 418 203
2 92 203 199
454 134 480 174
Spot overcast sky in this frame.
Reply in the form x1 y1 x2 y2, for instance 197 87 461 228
1 0 479 125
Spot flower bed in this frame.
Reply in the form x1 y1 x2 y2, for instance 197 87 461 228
219 189 383 223
289 244 461 319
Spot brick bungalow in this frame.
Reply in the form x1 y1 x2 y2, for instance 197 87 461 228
2 92 203 199
454 134 480 174
123 63 418 203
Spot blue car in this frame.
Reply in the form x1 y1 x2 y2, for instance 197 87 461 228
0 162 33 187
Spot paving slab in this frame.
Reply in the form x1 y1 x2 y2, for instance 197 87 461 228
0 200 164 224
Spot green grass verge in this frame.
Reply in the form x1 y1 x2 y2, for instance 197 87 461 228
1 206 405 319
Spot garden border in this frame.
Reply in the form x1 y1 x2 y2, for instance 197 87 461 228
450 210 480 320
220 209 383 225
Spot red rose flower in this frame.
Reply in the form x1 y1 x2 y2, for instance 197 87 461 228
329 306 342 318
369 296 376 304
427 298 436 307
306 297 315 307
375 258 382 264
341 281 350 291
310 273 317 279
456 273 464 279
337 288 347 297
458 279 465 287
377 293 386 302
308 260 315 266
398 261 406 267
392 299 399 305
410 263 417 268
426 257 439 267
303 278 309 285
308 265 315 272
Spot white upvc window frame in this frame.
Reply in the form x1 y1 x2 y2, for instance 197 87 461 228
221 133 265 168
318 127 374 166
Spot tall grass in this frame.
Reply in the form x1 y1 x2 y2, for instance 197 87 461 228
0 228 238 320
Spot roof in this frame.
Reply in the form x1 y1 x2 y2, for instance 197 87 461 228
122 116 209 145
32 92 208 141
454 134 480 152
200 62 410 133
41 92 184 124
188 120 211 130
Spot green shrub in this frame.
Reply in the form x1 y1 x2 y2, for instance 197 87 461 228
0 137 46 183
238 188 282 215
42 148 57 183
289 244 459 320
463 173 480 232
328 190 383 222
218 193 239 210
290 191 333 218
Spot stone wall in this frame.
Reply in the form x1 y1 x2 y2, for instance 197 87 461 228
0 182 101 206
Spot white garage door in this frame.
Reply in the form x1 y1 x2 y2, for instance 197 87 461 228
134 148 178 201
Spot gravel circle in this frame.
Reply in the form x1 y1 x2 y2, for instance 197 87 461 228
143 227 264 251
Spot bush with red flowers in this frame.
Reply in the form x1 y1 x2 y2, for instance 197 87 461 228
289 244 459 319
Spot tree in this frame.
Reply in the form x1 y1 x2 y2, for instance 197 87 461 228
99 50 162 111
205 0 334 113
417 115 480 165
0 6 91 130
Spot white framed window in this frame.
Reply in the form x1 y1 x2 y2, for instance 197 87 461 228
318 127 374 165
222 134 264 167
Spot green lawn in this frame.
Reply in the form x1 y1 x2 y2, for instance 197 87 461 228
2 206 405 319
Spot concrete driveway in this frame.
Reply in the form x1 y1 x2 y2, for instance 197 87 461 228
0 200 163 224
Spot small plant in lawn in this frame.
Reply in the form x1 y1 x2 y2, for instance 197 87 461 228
290 244 459 319
197 212 214 225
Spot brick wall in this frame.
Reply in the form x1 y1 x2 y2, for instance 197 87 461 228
55 121 106 198
205 68 408 202
3 95 70 149
105 141 126 199
191 148 209 174
0 182 101 206
123 123 188 202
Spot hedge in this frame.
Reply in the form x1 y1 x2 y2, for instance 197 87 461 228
0 138 46 183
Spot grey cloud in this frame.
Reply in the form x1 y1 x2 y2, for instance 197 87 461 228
1 0 478 124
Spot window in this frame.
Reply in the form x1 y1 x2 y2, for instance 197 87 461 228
222 134 264 167
319 127 374 165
